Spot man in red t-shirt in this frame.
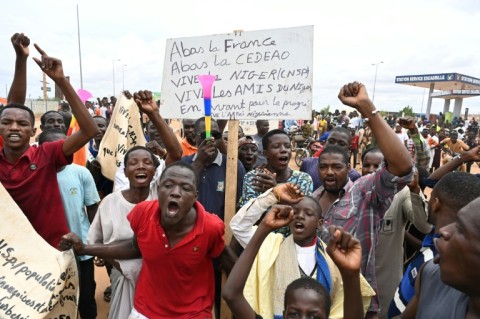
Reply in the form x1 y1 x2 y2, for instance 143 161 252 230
60 162 234 318
350 127 360 168
0 35 98 248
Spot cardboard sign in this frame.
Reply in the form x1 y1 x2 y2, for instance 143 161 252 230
161 26 313 120
97 93 147 180
0 183 79 319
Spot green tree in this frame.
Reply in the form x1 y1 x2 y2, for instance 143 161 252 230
319 105 330 115
399 105 414 117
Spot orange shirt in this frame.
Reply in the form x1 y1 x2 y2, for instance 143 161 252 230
181 138 197 157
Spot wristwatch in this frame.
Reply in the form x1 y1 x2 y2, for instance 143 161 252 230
371 109 378 116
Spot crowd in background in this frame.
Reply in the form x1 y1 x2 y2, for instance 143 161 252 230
3 32 480 319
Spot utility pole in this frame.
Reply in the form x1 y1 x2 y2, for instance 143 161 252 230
372 61 383 102
77 4 84 89
42 73 49 100
42 73 48 111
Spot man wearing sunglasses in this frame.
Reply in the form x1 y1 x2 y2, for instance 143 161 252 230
181 117 246 317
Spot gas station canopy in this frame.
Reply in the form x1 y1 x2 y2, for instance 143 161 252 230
395 73 480 117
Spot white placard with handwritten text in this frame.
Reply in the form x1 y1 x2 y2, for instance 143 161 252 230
0 183 79 319
161 26 313 120
97 93 147 181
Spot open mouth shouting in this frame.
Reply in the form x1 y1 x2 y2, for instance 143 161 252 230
292 221 305 233
134 172 149 184
244 155 255 164
278 155 289 165
165 201 180 218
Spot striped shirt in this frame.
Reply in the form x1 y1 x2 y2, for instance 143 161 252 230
388 232 437 317
408 132 431 170
312 164 413 313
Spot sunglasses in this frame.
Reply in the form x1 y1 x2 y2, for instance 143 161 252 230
198 131 222 140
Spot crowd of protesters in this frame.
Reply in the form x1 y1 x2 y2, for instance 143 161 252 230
3 32 480 319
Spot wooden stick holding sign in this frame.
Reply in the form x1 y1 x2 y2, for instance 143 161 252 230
219 29 242 319
220 119 239 319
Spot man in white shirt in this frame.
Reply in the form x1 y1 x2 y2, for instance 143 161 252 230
395 123 408 147
348 111 362 130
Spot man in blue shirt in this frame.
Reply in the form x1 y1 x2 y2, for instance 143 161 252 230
181 117 246 317
181 117 246 220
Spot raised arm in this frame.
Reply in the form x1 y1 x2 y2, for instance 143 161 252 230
223 205 294 319
134 90 182 165
230 183 304 247
326 225 364 319
191 137 217 175
32 44 98 156
403 170 432 234
429 145 480 181
7 33 30 104
401 118 430 171
338 82 413 176
60 232 141 260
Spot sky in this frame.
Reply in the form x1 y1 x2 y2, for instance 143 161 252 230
1 0 480 115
